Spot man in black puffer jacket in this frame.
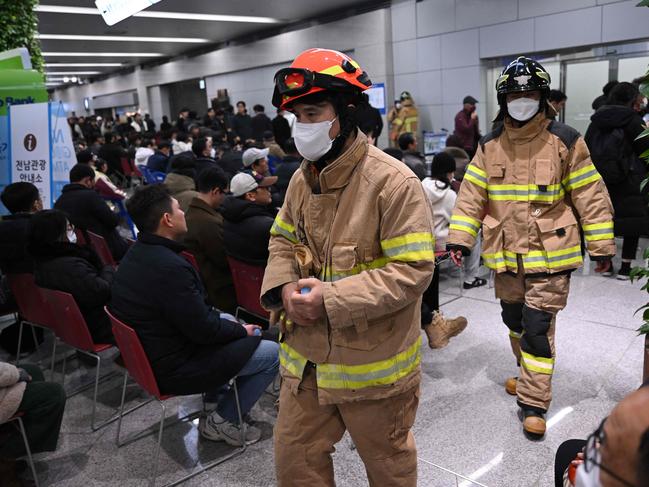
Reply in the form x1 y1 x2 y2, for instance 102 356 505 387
54 164 128 261
220 173 277 265
110 184 278 446
585 82 649 280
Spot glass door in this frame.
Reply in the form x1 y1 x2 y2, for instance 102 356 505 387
564 60 609 134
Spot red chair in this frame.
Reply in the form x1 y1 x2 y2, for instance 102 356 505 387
74 228 87 246
226 256 270 321
39 288 120 431
105 307 246 487
7 274 58 368
87 231 117 267
2 413 39 487
181 250 199 271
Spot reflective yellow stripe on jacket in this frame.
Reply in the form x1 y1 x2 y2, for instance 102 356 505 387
562 164 602 192
279 337 422 389
322 232 435 282
482 245 583 272
449 215 481 238
463 163 602 201
270 215 298 244
582 221 614 242
488 183 565 203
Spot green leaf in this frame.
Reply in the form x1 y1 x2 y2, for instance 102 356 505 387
636 128 649 141
637 0 649 6
641 148 649 160
641 177 649 193
638 323 649 335
634 303 649 315
643 308 649 320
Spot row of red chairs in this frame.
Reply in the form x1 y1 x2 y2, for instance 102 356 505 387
9 273 248 486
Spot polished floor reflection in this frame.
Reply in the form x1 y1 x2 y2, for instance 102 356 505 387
3 237 645 486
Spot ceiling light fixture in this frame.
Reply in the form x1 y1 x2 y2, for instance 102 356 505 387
35 5 280 23
42 52 164 57
45 71 102 75
38 34 209 43
44 63 123 67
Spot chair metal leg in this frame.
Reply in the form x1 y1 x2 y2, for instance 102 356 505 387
15 321 24 366
14 416 39 487
232 378 246 449
90 353 102 431
49 339 58 381
149 400 167 487
115 369 129 446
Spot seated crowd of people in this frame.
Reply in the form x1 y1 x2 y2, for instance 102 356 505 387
0 98 647 486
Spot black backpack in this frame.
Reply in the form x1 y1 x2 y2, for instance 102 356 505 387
585 124 631 185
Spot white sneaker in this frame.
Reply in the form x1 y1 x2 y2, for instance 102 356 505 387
199 411 261 446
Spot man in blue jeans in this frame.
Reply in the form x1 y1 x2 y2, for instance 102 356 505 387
110 184 278 445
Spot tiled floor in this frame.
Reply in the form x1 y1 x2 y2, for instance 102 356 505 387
3 238 646 486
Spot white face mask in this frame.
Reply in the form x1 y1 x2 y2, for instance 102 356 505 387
507 97 539 122
574 458 601 487
294 117 337 161
210 147 216 159
67 229 77 244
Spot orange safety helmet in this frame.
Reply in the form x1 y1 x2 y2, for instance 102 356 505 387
272 48 372 110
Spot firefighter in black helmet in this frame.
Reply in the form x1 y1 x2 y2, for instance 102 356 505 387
447 56 615 438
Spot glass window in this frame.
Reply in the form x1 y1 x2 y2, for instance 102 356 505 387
618 56 649 83
565 60 609 134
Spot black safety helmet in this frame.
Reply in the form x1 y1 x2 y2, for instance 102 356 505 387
496 56 550 103
494 56 552 122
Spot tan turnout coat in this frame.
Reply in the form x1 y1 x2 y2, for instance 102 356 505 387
447 113 616 272
261 132 435 405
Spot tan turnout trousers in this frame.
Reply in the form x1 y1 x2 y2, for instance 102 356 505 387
274 366 419 487
494 256 570 412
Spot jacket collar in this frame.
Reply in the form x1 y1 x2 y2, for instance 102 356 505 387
188 197 219 217
316 131 368 193
138 232 186 253
504 112 549 145
62 183 90 193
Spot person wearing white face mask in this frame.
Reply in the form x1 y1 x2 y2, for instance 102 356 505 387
447 56 616 438
556 384 649 487
27 209 116 344
262 48 435 486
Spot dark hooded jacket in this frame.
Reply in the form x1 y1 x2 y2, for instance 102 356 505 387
54 183 128 260
585 105 649 237
220 197 275 266
30 241 115 344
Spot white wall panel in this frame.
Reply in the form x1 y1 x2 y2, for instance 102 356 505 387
518 0 596 19
534 7 602 52
479 19 534 58
391 1 417 42
440 29 479 69
602 0 649 43
393 39 418 74
416 36 442 72
455 0 518 29
416 0 456 37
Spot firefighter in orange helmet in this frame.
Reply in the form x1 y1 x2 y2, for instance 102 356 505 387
263 48 435 486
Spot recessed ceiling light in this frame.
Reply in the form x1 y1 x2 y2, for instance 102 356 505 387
38 34 209 43
35 5 280 23
42 52 164 57
44 63 123 67
45 71 102 75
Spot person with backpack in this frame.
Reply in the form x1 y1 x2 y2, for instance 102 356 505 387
585 81 649 280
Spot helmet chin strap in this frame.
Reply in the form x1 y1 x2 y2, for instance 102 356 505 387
313 94 359 172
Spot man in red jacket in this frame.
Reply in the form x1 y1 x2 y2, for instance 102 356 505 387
453 95 481 158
